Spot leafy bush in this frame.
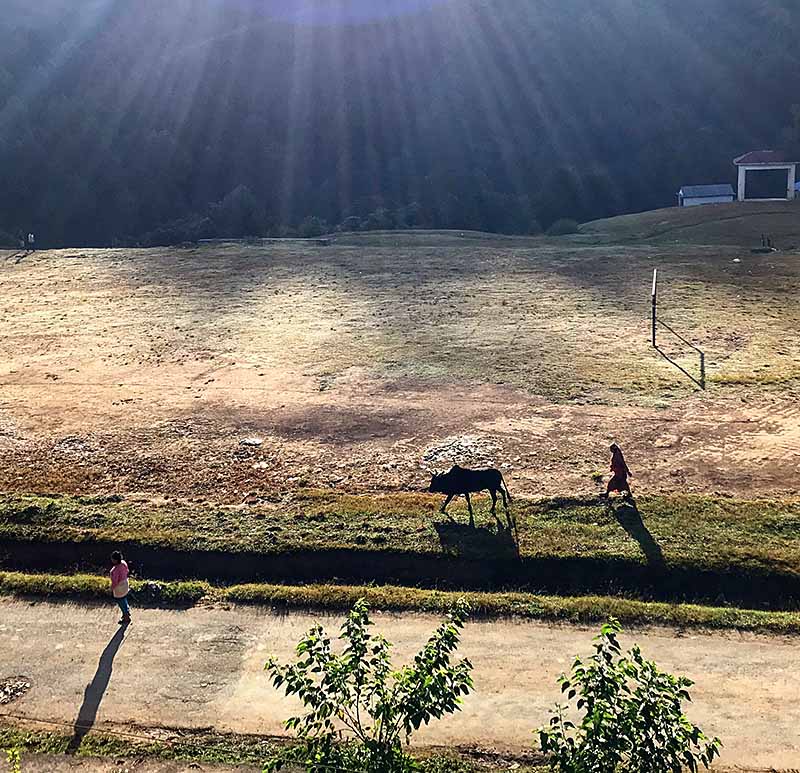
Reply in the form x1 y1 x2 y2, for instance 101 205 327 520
546 218 580 236
363 207 395 231
538 618 721 773
266 598 473 772
298 216 329 238
141 214 215 246
5 747 21 773
337 216 363 232
528 218 544 235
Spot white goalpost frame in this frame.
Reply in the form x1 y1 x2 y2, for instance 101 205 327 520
651 268 657 347
650 267 705 389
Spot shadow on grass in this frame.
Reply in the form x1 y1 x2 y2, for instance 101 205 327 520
434 520 519 560
4 531 799 608
655 345 704 390
541 495 607 511
610 498 666 570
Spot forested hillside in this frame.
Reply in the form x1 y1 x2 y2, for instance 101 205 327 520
1 0 798 246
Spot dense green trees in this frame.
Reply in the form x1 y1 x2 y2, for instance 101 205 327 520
1 0 799 246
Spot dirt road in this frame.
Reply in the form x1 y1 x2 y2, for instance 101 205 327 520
1 599 798 769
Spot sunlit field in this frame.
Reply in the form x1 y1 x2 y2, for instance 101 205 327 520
2 203 800 503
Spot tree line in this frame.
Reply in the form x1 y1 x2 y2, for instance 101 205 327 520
0 0 798 247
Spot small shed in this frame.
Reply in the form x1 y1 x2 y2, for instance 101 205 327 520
677 184 735 207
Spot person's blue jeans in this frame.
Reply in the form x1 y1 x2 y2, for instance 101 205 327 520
116 595 131 617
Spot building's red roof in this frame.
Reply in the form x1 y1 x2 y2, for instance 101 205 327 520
734 150 797 165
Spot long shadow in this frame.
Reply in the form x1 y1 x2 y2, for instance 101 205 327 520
3 250 28 263
610 498 665 570
435 520 519 560
67 624 128 752
541 495 605 511
655 345 704 389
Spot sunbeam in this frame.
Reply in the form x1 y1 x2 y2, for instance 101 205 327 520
0 0 798 244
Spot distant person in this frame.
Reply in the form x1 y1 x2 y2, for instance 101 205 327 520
110 550 131 625
606 443 631 497
27 232 35 251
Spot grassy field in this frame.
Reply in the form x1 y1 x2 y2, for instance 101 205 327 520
3 491 799 569
1 204 800 619
580 199 800 245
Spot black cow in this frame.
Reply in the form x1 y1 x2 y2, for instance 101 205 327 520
429 464 512 527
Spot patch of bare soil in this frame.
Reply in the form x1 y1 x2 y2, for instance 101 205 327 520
1 374 800 503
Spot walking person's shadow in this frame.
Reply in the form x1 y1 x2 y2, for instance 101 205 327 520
67 624 128 753
609 497 666 570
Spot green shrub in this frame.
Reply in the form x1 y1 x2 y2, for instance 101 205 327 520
546 218 580 236
5 747 21 773
134 579 210 605
298 216 329 238
528 218 544 235
337 216 363 232
265 598 473 772
538 618 721 773
0 572 209 607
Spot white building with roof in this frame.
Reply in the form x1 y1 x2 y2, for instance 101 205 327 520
734 150 797 201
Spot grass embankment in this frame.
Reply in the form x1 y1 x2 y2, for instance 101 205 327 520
2 491 799 596
3 491 800 567
2 571 800 634
0 725 543 772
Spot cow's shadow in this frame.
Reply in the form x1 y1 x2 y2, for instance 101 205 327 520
435 519 519 560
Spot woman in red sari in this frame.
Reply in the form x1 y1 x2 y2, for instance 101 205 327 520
606 443 631 496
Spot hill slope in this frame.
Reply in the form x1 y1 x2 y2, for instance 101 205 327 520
580 201 800 246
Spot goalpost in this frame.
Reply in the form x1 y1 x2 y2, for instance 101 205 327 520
651 268 706 389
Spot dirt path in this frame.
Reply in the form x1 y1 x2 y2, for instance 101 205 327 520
1 599 798 769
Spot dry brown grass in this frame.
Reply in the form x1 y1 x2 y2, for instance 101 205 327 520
0 232 800 400
3 230 800 402
3 213 800 503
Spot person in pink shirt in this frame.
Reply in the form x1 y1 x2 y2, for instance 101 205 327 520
110 551 131 625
